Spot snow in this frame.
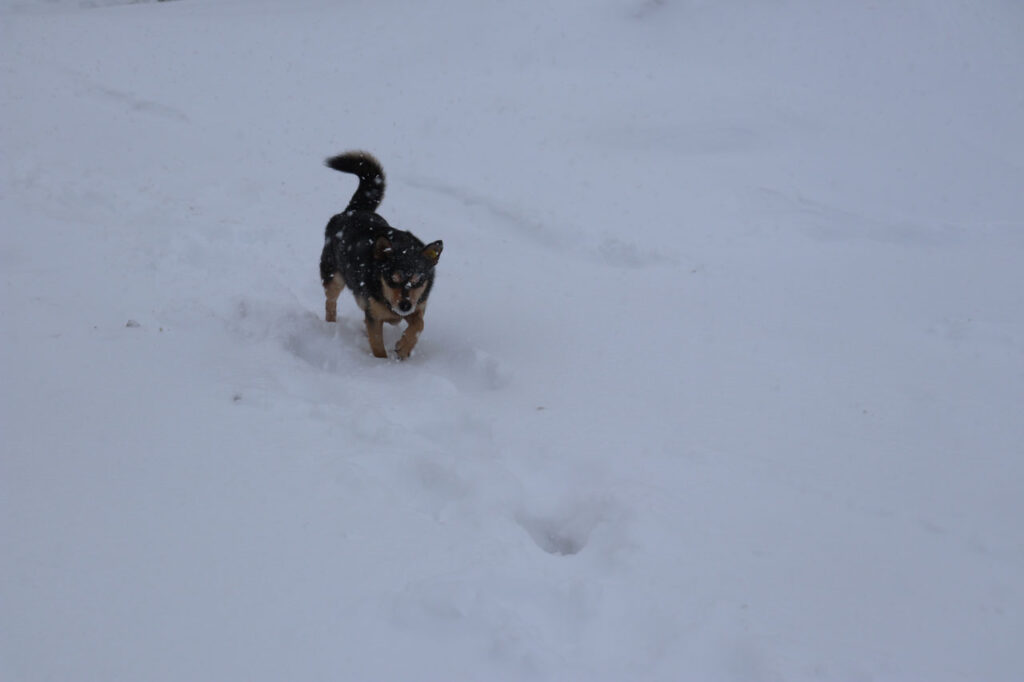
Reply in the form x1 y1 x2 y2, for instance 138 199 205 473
2 0 1023 679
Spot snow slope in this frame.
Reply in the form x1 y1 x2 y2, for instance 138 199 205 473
2 0 1023 679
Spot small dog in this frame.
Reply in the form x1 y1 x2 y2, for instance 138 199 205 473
319 151 443 359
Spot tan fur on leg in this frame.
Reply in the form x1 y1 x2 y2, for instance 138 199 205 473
395 309 425 360
365 315 387 358
324 273 344 322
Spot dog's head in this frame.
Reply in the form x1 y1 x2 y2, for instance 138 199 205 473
374 236 443 316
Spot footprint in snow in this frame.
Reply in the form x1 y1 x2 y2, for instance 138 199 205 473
516 496 618 557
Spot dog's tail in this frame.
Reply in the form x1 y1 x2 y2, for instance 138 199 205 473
325 151 385 213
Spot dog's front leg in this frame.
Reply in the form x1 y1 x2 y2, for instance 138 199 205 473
365 312 388 358
395 310 424 360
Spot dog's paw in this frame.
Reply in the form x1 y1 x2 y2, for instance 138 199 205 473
395 336 417 360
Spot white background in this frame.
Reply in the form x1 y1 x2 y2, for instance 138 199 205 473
3 1 1023 679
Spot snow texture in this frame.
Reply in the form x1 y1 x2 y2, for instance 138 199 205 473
2 0 1023 680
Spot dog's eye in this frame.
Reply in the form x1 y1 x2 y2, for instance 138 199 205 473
391 272 404 284
409 274 422 285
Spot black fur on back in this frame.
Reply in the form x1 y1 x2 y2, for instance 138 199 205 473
319 152 441 311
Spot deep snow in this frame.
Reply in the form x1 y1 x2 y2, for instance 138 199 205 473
2 0 1023 680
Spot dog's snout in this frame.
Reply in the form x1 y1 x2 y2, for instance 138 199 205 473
398 300 412 313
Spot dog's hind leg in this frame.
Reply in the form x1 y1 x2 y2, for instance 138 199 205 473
324 273 344 322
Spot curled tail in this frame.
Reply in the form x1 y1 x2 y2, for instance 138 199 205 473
325 151 385 212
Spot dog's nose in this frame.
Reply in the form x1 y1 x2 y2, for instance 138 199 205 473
398 300 412 313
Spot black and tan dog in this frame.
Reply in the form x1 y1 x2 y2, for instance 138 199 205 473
319 151 443 359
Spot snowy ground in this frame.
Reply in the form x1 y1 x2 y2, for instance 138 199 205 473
2 0 1023 679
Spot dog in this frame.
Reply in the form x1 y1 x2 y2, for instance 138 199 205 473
319 151 443 359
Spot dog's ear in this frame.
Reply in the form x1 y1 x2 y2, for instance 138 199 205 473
373 236 393 261
422 240 443 265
